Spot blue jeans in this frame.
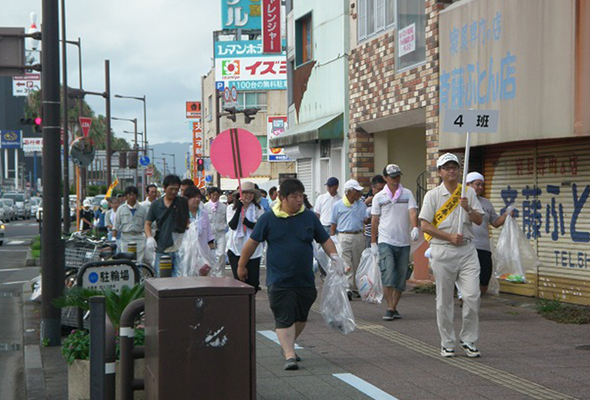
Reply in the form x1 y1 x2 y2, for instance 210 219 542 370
155 252 180 277
378 243 410 292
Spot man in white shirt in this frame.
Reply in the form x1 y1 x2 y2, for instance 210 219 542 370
204 186 228 275
140 184 158 208
114 186 148 262
371 164 419 321
314 177 341 234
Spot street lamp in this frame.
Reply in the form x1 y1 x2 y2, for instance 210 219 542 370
114 94 147 149
112 117 139 187
162 153 176 175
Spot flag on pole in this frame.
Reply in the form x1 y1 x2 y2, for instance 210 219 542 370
105 178 119 198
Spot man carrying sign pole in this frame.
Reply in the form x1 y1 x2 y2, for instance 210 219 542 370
419 153 484 358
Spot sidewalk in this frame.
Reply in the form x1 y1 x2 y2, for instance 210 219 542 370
23 273 590 400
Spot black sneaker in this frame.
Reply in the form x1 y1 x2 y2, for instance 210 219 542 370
392 310 402 319
441 347 455 357
347 290 353 301
383 310 395 320
460 342 481 358
284 358 299 370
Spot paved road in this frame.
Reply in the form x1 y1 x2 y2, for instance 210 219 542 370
0 221 40 400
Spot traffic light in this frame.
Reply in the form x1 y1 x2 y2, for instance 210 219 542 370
197 158 204 172
119 152 127 168
243 108 259 124
128 151 138 169
20 116 43 132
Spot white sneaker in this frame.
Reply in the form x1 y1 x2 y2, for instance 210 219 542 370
440 347 455 357
460 342 481 358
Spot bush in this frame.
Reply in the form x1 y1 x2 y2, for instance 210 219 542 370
62 329 90 365
537 299 590 324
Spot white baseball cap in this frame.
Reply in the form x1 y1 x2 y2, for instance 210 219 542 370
83 199 92 207
344 179 363 191
436 153 460 168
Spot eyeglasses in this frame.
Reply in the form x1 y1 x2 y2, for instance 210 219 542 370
440 165 459 171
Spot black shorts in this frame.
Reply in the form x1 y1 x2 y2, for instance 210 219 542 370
477 249 493 286
268 286 317 329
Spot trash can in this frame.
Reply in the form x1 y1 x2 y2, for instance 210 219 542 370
144 277 256 399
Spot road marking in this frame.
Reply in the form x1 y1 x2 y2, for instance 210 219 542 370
7 240 26 245
257 330 304 349
0 249 29 252
0 268 26 272
310 305 577 400
334 373 399 400
3 280 31 285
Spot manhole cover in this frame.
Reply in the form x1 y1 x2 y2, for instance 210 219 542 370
0 343 22 352
575 345 590 351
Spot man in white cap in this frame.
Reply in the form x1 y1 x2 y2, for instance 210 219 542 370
466 172 512 295
330 179 367 296
419 153 484 358
371 164 420 320
315 177 341 234
79 199 94 231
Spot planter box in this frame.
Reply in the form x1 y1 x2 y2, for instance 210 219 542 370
68 359 145 400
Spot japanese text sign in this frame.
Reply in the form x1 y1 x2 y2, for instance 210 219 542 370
262 0 281 54
82 265 135 292
0 130 22 149
186 101 201 118
23 137 43 152
222 0 261 30
267 116 290 161
442 109 499 133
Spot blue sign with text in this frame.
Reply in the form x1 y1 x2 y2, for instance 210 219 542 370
0 130 22 149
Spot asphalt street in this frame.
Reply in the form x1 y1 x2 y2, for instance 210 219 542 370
0 221 40 400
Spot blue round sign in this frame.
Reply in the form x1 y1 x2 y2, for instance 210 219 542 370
89 272 99 284
205 175 213 182
139 155 150 166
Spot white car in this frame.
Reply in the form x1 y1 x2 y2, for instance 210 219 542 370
2 199 16 222
3 193 31 219
0 220 4 245
31 197 42 216
0 207 5 221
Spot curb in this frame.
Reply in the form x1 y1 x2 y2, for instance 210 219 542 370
22 283 47 400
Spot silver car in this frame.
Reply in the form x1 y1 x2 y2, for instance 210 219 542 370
3 193 31 219
0 199 15 222
30 197 42 216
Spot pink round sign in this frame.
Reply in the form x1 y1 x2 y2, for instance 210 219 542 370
210 128 262 179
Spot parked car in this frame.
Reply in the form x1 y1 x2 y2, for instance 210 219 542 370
0 220 4 245
0 206 5 221
36 200 76 223
3 192 31 219
0 200 12 222
2 199 17 221
30 197 42 216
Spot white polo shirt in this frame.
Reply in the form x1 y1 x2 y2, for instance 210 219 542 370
418 183 484 245
371 187 417 247
314 192 341 226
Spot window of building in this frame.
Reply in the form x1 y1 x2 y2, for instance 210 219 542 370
357 0 396 42
295 13 313 66
257 136 268 162
222 91 267 112
396 0 426 71
206 95 213 122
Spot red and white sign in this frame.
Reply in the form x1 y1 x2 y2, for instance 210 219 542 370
267 116 290 162
262 0 281 54
398 23 416 57
186 101 201 118
216 57 287 82
12 74 41 97
23 138 43 152
79 117 92 137
191 104 203 180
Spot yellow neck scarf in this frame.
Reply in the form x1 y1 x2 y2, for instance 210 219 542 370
272 200 305 218
343 195 353 207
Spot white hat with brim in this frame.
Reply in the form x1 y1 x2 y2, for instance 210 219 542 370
344 179 363 191
233 181 261 203
83 199 92 207
436 153 460 168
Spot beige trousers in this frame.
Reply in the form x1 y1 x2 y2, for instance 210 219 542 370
338 232 366 291
430 242 480 349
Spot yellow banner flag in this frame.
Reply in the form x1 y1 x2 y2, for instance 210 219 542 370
105 178 119 198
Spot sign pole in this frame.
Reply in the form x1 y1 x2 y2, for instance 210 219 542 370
457 131 471 235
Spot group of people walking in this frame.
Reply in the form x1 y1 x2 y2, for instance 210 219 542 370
88 152 510 370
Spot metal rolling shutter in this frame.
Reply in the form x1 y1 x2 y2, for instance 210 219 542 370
484 138 590 305
297 158 313 196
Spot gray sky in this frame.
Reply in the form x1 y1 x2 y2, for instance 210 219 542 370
0 0 220 144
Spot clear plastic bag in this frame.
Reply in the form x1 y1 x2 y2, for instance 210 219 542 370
355 248 383 303
493 215 540 283
178 221 217 277
320 255 356 335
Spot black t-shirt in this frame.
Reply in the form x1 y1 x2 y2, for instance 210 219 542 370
250 209 330 288
146 196 189 252
79 209 94 230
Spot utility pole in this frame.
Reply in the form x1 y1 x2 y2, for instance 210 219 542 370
105 60 112 187
60 0 69 233
41 0 65 346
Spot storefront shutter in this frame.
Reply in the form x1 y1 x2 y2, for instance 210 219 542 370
297 158 313 196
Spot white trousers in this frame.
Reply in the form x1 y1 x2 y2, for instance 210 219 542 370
214 231 227 273
338 232 366 291
430 242 480 349
120 233 146 265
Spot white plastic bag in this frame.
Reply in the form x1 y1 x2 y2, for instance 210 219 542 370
355 248 383 303
493 215 540 283
178 221 217 277
320 256 356 335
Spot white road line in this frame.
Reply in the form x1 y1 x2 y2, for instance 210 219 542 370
0 268 26 272
3 280 31 285
6 240 26 245
333 373 400 400
257 330 304 350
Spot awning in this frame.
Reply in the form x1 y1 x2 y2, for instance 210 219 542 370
269 113 343 147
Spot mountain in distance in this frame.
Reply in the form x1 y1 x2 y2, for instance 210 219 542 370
149 142 192 178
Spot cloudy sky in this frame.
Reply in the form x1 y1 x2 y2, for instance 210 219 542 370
0 0 221 144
